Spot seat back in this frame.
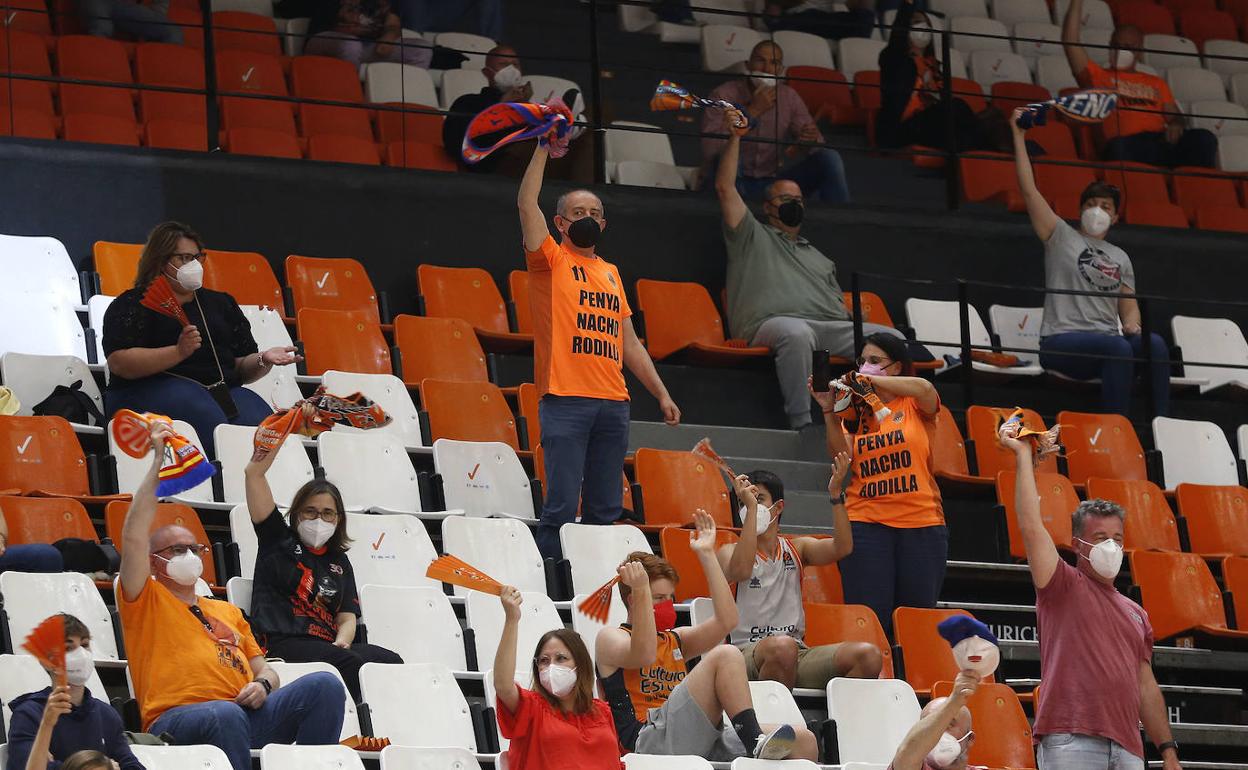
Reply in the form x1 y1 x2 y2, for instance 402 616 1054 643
214 423 314 505
1168 66 1228 104
1175 483 1248 557
297 308 391 376
1086 478 1181 552
0 414 90 495
419 378 519 449
200 249 284 308
464 590 562 673
1142 33 1199 72
432 31 495 69
442 516 545 597
130 745 233 770
965 405 1058 476
616 160 687 190
802 557 844 604
359 584 466 671
286 255 380 322
0 495 96 544
379 746 483 770
1172 170 1240 218
903 298 993 374
970 50 1033 91
292 55 364 101
509 270 534 334
659 525 738 602
838 37 887 80
771 30 836 69
635 448 733 528
1057 410 1147 484
439 69 489 109
1036 54 1078 93
987 304 1042 361
344 512 439 590
316 431 422 514
0 352 104 424
0 571 118 660
636 279 730 359
417 265 511 334
997 470 1078 560
393 314 488 386
226 576 252 614
93 240 143 296
931 405 972 478
700 24 766 71
260 744 365 769
0 653 108 733
108 418 213 502
1171 314 1248 393
1152 415 1239 489
105 500 217 585
0 235 88 359
320 370 424 449
360 662 476 750
264 662 360 739
803 602 893 677
605 121 677 171
516 381 541 459
625 755 714 769
239 305 302 408
930 681 1035 768
375 102 444 145
893 606 979 695
1129 550 1228 639
364 62 438 106
572 590 629 671
826 677 920 764
1223 556 1248 631
432 438 534 519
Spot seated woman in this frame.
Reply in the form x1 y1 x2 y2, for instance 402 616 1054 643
102 222 300 458
305 0 432 69
494 586 622 770
244 429 401 702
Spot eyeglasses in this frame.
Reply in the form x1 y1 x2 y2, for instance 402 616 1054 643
296 507 340 523
168 251 206 266
535 652 574 669
770 195 802 204
153 543 209 557
856 355 893 367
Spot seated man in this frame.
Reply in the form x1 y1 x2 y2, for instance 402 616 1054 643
442 44 534 172
1062 0 1215 167
0 504 64 574
78 0 182 43
5 613 144 770
118 421 345 770
702 41 849 203
718 464 882 690
595 513 819 762
888 670 980 770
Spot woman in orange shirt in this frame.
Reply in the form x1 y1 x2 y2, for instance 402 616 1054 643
813 332 945 638
494 586 622 770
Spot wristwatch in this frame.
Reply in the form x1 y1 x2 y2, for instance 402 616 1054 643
254 676 273 695
1157 740 1178 755
830 493 846 506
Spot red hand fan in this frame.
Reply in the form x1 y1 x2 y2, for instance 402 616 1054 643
23 615 67 688
576 576 619 624
425 555 503 596
692 438 737 478
140 276 191 327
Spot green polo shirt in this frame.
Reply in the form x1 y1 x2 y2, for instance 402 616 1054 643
724 212 849 342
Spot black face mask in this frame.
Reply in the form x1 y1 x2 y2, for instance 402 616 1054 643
566 216 601 248
776 200 804 228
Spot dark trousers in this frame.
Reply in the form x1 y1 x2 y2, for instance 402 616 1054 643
265 635 402 703
535 395 631 561
766 8 876 40
1103 129 1218 168
888 98 987 151
837 521 948 638
105 376 272 458
1039 332 1170 417
0 543 64 572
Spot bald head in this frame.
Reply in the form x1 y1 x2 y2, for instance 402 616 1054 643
556 189 604 219
922 697 973 739
764 179 801 202
149 524 195 554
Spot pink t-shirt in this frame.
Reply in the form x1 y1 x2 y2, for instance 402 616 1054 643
1034 560 1154 758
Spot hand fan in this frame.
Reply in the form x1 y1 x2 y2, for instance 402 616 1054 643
22 614 67 689
425 554 503 596
576 575 620 624
140 276 191 327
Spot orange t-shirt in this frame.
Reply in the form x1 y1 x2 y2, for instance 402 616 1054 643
119 579 263 729
845 395 944 529
525 235 632 401
1079 61 1172 138
903 56 941 121
622 629 686 723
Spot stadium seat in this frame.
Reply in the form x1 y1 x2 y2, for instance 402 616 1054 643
222 97 298 136
925 405 981 486
1116 1 1177 35
465 588 562 675
216 49 288 97
615 160 688 190
56 35 136 122
0 415 118 500
129 745 233 770
363 62 438 106
904 298 1043 376
135 43 207 127
86 295 113 366
201 249 284 309
226 127 302 158
772 29 836 69
0 495 96 547
214 422 314 506
959 152 1016 202
1031 162 1098 207
804 602 894 677
385 140 458 171
1179 8 1237 48
965 405 1058 476
374 103 443 145
1169 67 1228 104
292 54 364 103
893 607 984 696
316 431 425 515
841 291 897 328
392 314 488 387
1128 550 1248 641
167 6 206 48
286 254 382 322
1013 23 1064 67
226 575 252 613
1224 556 1248 629
238 305 302 408
559 522 652 596
211 0 275 15
625 755 713 769
379 747 483 770
826 677 920 764
1204 40 1248 85
1196 203 1248 230
659 525 739 602
636 279 770 364
442 516 545 597
700 24 766 72
307 134 381 165
145 120 209 151
992 0 1051 25
1028 119 1079 157
1217 134 1248 171
787 67 862 126
933 0 989 16
1170 314 1248 394
0 0 52 36
300 101 375 142
854 70 884 117
1142 33 1200 74
416 265 531 351
839 38 887 81
929 681 1035 768
296 308 391 376
418 378 519 449
1100 161 1173 213
950 17 1013 54
64 114 141 146
1036 54 1079 94
0 234 88 360
211 10 280 56
1086 478 1182 552
997 470 1078 560
439 68 489 109
432 438 534 519
1126 199 1191 226
604 121 681 181
990 80 1051 109
572 587 629 671
358 585 467 673
433 30 494 68
0 105 57 139
0 31 52 84
1056 411 1147 484
1152 415 1240 488
360 662 478 749
261 743 364 769
0 571 120 661
1174 483 1248 557
801 555 845 604
525 74 587 117
319 369 423 449
986 304 1041 364
105 500 218 585
0 654 108 733
635 448 733 529
0 352 104 430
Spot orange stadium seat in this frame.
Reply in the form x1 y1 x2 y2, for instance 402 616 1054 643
854 70 882 111
516 382 541 456
787 66 862 125
0 29 51 75
1116 1 1178 35
1100 162 1172 219
990 81 1050 111
226 126 301 158
0 416 124 502
292 54 364 102
804 602 893 677
0 106 57 139
1172 168 1241 220
385 140 458 171
997 470 1078 560
300 104 375 142
375 103 443 145
659 525 738 602
296 308 390 376
222 98 298 135
966 405 1058 477
135 42 206 126
202 249 284 309
0 76 54 119
1028 163 1098 210
1223 556 1248 629
801 559 844 605
841 291 895 327
145 118 209 150
93 241 143 296
634 448 733 529
168 6 205 48
509 270 533 335
959 152 1015 203
1029 121 1079 159
211 11 282 56
286 255 382 322
1056 411 1147 484
930 681 1035 768
0 31 54 116
1179 9 1237 48
1 0 53 36
892 607 984 696
635 279 770 364
1086 478 1182 553
1175 484 1248 557
1123 200 1189 227
416 265 531 352
931 405 984 485
417 378 519 449
105 499 219 587
56 35 137 122
1196 205 1248 233
64 114 141 146
951 78 988 113
216 49 289 96
1129 550 1248 642
393 315 488 387
0 495 98 545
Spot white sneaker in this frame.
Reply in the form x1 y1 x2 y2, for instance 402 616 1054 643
752 724 796 760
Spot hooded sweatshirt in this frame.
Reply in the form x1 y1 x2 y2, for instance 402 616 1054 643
5 687 145 770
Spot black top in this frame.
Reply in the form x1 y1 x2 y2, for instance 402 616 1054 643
102 287 258 390
249 509 360 645
877 1 926 148
442 86 505 172
5 686 144 770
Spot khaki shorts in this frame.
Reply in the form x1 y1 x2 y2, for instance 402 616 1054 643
739 638 845 690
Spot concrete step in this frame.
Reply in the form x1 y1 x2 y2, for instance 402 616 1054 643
629 420 821 462
723 455 831 492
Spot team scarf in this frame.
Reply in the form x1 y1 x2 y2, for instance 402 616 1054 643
996 407 1062 464
650 80 749 127
111 410 216 496
1014 89 1119 129
462 100 574 164
252 386 391 462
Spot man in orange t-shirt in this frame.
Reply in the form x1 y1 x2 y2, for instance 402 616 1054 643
117 422 345 770
1062 0 1216 167
518 142 681 560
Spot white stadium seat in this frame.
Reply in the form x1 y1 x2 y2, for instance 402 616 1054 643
433 32 495 70
614 160 689 190
265 661 360 740
1238 425 1248 467
731 759 821 770
524 74 586 118
932 0 989 19
0 352 104 432
827 677 921 764
0 234 87 360
838 38 886 81
359 585 467 673
950 17 1013 54
441 69 489 110
988 305 1043 363
380 746 483 770
482 667 533 751
465 590 562 674
108 417 216 505
1013 23 1063 68
618 2 657 32
0 654 107 733
1036 54 1078 93
321 370 425 450
943 47 969 79
1055 0 1114 31
1233 72 1248 109
364 62 438 107
1218 134 1248 171
772 30 836 69
1152 416 1239 490
624 755 714 769
1204 40 1248 86
209 0 272 14
1168 67 1227 104
969 50 1034 89
559 522 651 596
240 305 303 409
991 0 1050 26
905 298 1043 376
1190 101 1248 137
87 293 113 367
261 744 366 769
130 745 233 770
745 680 805 726
279 16 310 57
1142 34 1199 75
432 438 535 519
226 575 252 614
0 572 119 661
1171 315 1248 394
701 24 766 72
606 121 677 168
361 662 478 750
841 765 890 770
317 431 426 515
572 591 628 669
215 423 315 506
442 516 545 597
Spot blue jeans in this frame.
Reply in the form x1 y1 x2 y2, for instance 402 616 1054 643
1039 332 1170 417
148 672 345 770
80 0 182 43
837 521 947 638
735 148 850 204
536 395 631 561
1037 733 1145 770
395 0 503 39
0 543 64 573
105 376 272 459
1104 129 1218 169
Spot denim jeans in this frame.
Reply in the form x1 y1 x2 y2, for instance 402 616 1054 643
105 376 272 458
735 148 851 204
148 672 345 770
1037 733 1145 770
837 521 948 637
1039 332 1170 417
535 395 631 561
0 543 64 573
1104 129 1218 169
80 0 182 43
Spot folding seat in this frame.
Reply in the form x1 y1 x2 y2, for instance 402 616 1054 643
933 0 989 16
786 67 862 126
166 5 206 48
1218 134 1248 171
1170 315 1248 395
1116 1 1177 35
432 438 534 519
358 585 467 673
0 352 104 431
1032 161 1098 202
969 50 1033 91
259 666 359 740
135 42 206 126
238 305 302 408
203 249 284 308
839 38 887 81
145 119 209 150
929 405 986 485
64 114 141 145
990 80 1050 109
1174 483 1248 556
1028 118 1079 157
842 291 896 327
385 140 458 171
418 378 519 450
1082 26 1114 65
826 677 920 764
379 747 483 770
996 469 1078 560
432 30 494 68
991 0 1050 25
214 422 314 505
286 254 381 322
854 70 884 113
104 500 219 586
93 240 142 296
316 431 425 515
893 607 988 696
363 61 437 106
0 495 97 548
700 24 766 72
1224 556 1248 629
659 525 738 601
300 102 375 142
1197 203 1248 230
1142 33 1200 74
292 54 364 102
1125 199 1190 226
507 271 534 337
1086 477 1181 552
296 308 390 376
1152 415 1239 488
1168 67 1228 104
516 381 541 461
222 98 298 136
319 369 423 449
636 448 733 529
0 30 54 112
0 0 53 36
904 299 1044 376
226 575 251 613
439 68 488 110
1179 8 1237 49
804 602 894 677
86 295 113 366
0 415 119 500
442 516 545 597
626 757 714 769
1190 100 1248 137
305 133 379 164
959 152 1016 202
56 35 136 123
0 571 120 661
463 589 561 671
929 681 1035 768
0 105 57 139
416 265 531 351
374 103 442 145
1 654 108 733
261 743 364 769
392 314 487 388
1128 550 1248 641
1056 410 1147 484
1204 40 1248 85
965 405 1059 476
211 10 281 55
987 304 1042 365
615 159 688 190
215 49 288 97
129 745 232 770
1013 23 1064 68
1100 161 1172 215
771 29 836 69
106 414 214 501
802 558 844 604
559 522 652 596
0 234 88 360
226 126 301 158
950 17 1012 55
1036 54 1078 93
635 279 770 364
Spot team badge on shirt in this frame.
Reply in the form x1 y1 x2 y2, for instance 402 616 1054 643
1077 247 1123 291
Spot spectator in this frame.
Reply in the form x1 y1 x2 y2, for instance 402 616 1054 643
1002 428 1181 770
887 669 979 770
443 45 535 172
0 503 64 574
1012 108 1170 417
595 516 819 761
518 143 680 560
714 106 907 432
243 429 402 702
1063 0 1216 168
763 0 876 41
493 586 622 770
118 421 345 770
394 0 502 41
877 0 992 151
78 0 182 44
306 0 432 69
717 462 884 689
102 222 301 458
702 41 850 203
816 333 946 637
5 613 144 770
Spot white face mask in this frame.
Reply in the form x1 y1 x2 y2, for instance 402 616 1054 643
538 664 578 698
170 259 203 292
910 25 933 49
492 63 522 90
738 503 776 535
1114 49 1135 70
297 518 337 550
926 731 970 769
1077 537 1123 580
748 70 777 88
951 635 999 679
64 646 94 687
157 551 204 586
1081 205 1112 237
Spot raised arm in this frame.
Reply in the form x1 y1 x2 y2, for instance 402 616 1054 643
715 107 751 231
679 511 739 658
119 422 174 602
1003 432 1059 589
518 145 551 252
866 373 939 416
891 671 979 770
22 687 72 770
494 586 524 715
718 474 760 583
595 561 656 672
623 319 680 426
1061 0 1091 82
243 423 288 524
810 376 853 460
795 452 854 565
1139 661 1181 770
1011 108 1061 242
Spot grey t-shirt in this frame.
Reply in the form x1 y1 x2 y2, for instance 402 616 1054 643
1040 220 1135 337
724 212 849 342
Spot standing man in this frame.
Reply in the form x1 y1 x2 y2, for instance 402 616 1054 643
714 105 907 432
1002 430 1181 770
888 670 980 770
518 143 681 560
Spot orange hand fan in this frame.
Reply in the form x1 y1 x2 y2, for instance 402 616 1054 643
576 575 619 624
425 555 502 596
140 276 191 327
23 615 67 688
692 438 737 478
341 736 391 751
